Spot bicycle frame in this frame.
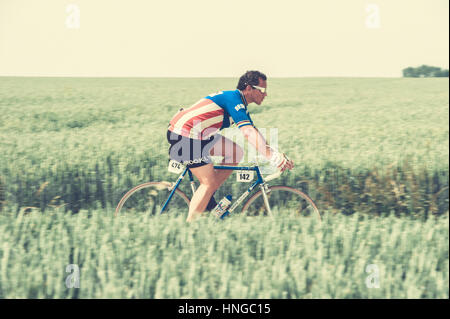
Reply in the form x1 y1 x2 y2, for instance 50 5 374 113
160 164 271 215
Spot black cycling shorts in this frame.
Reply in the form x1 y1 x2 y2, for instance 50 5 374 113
167 130 220 168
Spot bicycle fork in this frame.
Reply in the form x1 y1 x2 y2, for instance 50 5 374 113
260 183 273 217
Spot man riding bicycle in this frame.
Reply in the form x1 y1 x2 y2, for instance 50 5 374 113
167 70 294 222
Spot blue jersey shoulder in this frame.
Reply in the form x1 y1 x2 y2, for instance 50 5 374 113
205 90 254 129
205 90 242 107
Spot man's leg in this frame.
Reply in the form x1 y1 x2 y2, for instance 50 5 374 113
210 136 244 187
187 163 219 222
202 136 243 211
187 136 243 220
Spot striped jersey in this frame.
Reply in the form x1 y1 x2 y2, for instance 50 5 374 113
168 90 254 140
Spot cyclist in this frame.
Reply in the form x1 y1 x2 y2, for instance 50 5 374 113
167 70 294 222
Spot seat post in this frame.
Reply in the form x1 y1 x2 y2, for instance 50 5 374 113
187 169 196 194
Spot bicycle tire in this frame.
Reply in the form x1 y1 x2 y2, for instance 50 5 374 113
115 181 190 216
242 185 321 220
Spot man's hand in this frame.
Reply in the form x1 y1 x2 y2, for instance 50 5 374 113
239 125 294 171
270 152 294 172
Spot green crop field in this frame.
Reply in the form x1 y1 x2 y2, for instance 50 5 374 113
0 77 448 298
0 211 448 298
0 77 448 216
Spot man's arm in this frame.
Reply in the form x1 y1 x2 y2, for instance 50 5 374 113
239 125 273 160
240 125 294 171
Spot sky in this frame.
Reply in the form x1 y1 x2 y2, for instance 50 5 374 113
0 0 448 77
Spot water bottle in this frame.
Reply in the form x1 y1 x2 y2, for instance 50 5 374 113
212 195 232 219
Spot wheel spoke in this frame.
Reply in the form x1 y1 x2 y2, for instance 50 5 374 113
243 186 320 220
115 182 190 216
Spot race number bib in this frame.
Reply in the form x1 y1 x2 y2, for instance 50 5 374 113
236 170 254 182
168 160 185 174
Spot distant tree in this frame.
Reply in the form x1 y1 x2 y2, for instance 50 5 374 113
402 67 417 77
436 69 449 77
402 65 449 77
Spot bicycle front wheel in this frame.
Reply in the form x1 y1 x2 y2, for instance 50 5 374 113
242 186 321 221
115 181 190 216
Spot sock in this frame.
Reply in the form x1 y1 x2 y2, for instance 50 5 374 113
205 192 217 211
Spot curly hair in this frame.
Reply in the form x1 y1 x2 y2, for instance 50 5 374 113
236 70 267 90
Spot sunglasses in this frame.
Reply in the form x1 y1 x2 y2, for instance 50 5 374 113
251 85 267 94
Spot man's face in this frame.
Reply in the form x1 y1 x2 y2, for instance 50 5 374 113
250 78 267 105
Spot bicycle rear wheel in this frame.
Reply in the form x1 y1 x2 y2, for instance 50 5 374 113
242 186 321 221
115 181 190 216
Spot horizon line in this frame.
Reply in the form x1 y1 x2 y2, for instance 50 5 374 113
0 75 408 79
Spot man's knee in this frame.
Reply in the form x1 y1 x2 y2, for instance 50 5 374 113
198 172 220 191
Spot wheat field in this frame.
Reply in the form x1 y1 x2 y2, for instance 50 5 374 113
0 77 448 298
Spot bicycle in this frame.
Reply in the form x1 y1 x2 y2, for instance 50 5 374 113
115 158 321 220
